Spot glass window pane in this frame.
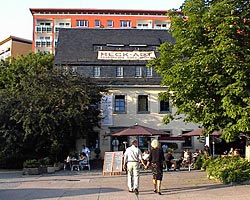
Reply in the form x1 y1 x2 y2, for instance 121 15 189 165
115 95 125 112
138 95 148 112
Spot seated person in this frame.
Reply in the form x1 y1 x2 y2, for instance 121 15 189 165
82 145 91 158
142 150 150 165
64 153 72 170
165 151 177 171
79 152 87 169
183 149 193 169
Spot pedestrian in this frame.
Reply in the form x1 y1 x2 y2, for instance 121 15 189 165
145 139 166 195
123 139 145 195
112 137 120 151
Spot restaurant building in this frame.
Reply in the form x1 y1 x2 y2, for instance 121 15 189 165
54 28 203 158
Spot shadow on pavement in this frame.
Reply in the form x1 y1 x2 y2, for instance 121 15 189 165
0 187 123 199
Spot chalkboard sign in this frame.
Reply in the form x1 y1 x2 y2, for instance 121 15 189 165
103 151 123 175
103 152 113 174
113 151 123 173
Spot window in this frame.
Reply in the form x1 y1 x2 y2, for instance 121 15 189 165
114 95 126 113
146 67 152 77
154 22 171 30
107 20 114 27
36 41 41 47
120 20 131 28
116 67 123 77
182 131 192 147
76 20 88 27
93 67 100 77
160 100 170 113
95 20 101 27
138 95 149 113
93 45 103 51
135 67 142 77
137 23 149 29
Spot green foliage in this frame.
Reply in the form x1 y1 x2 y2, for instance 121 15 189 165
148 0 250 142
206 156 250 184
23 159 40 168
194 155 203 170
201 156 212 170
0 52 106 168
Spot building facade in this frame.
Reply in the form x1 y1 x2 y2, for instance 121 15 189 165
0 36 32 61
30 8 173 54
54 28 203 158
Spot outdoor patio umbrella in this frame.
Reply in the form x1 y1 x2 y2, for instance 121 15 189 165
181 128 204 136
112 124 168 137
182 129 222 137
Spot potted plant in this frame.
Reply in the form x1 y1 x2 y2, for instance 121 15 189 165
23 159 41 175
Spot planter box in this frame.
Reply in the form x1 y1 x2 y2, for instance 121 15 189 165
39 166 48 174
47 166 55 173
54 166 60 171
23 167 41 175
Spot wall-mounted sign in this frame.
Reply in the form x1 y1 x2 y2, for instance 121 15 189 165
98 51 156 60
101 95 113 126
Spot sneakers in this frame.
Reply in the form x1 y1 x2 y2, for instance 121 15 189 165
134 188 139 195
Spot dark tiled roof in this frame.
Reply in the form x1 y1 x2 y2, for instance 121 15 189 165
54 28 175 65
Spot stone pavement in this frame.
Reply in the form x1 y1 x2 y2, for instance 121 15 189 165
0 168 249 200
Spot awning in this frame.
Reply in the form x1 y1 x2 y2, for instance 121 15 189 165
112 124 168 137
182 128 204 136
182 128 222 137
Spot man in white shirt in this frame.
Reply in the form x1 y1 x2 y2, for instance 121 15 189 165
82 145 90 158
123 140 145 195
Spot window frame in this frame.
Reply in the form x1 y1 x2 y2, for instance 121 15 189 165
76 20 89 27
120 20 131 28
137 94 150 114
116 66 123 77
107 20 114 27
145 67 152 77
95 20 101 27
159 100 170 113
93 66 101 77
114 94 126 113
135 67 142 77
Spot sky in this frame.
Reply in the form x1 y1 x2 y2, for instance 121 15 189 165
0 0 185 41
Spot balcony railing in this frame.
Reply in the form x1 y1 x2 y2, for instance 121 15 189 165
35 26 53 33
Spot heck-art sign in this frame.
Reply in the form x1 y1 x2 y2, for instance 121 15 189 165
98 51 156 60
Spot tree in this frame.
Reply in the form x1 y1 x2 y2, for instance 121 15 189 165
0 52 105 168
149 0 250 142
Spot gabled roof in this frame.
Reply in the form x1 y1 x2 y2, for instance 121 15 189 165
54 28 175 65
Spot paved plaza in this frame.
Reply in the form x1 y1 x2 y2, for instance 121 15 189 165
0 169 249 200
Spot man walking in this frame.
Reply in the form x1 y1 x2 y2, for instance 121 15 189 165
123 139 145 195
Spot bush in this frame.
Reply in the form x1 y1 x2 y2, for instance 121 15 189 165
194 155 203 170
23 159 40 168
206 156 250 184
201 156 212 170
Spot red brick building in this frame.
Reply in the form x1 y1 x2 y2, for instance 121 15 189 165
30 8 172 54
